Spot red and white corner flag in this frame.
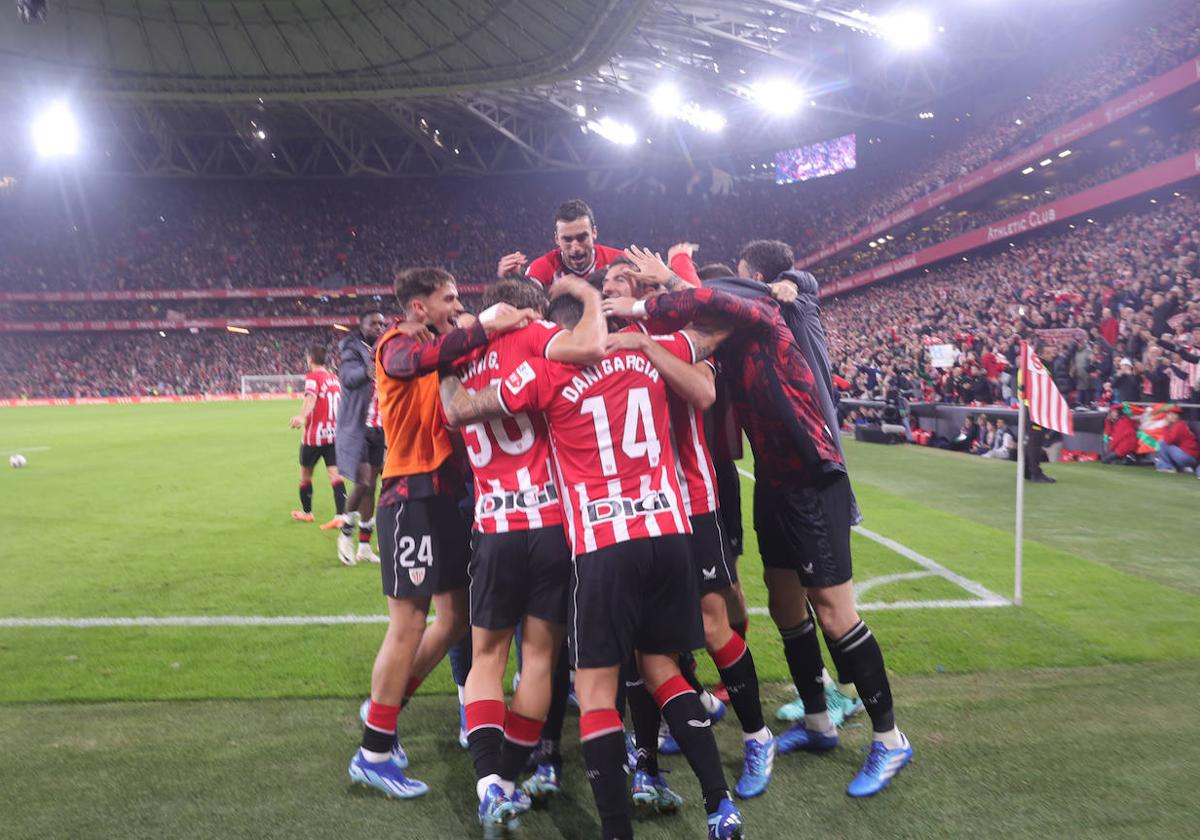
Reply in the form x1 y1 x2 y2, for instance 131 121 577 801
1020 341 1074 435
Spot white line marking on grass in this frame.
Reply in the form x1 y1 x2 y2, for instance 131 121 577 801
7 446 51 453
0 615 390 628
736 465 1011 609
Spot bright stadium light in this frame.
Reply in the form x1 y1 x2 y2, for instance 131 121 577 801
588 117 638 146
30 101 80 158
880 10 935 50
750 79 804 115
649 83 684 116
678 102 726 133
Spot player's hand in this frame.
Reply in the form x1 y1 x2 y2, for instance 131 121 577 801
480 303 538 336
550 275 599 301
288 415 304 429
624 245 673 287
605 332 650 353
393 321 433 344
601 296 643 320
667 242 698 261
456 312 478 330
497 251 527 278
769 280 798 304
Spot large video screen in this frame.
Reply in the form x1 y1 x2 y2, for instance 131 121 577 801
774 133 857 185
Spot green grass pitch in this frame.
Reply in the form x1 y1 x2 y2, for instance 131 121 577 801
1 401 1197 839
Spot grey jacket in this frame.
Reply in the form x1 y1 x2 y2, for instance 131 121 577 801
335 331 375 481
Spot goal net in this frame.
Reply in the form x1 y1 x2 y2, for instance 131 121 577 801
240 374 306 397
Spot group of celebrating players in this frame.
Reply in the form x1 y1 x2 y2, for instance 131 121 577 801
290 200 913 839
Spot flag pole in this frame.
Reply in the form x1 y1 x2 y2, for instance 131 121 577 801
1014 380 1027 607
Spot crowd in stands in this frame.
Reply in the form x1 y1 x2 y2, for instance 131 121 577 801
815 120 1200 281
823 192 1200 418
0 330 334 398
806 0 1199 248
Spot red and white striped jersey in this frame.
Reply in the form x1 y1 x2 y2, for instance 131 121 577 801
625 325 719 517
365 385 383 429
455 320 566 533
303 369 340 446
497 333 695 556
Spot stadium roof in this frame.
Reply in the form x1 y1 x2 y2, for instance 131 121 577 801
0 0 1119 178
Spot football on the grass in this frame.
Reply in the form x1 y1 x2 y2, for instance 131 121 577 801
9 454 27 468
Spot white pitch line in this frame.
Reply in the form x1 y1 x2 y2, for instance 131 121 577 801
7 446 51 453
853 570 937 600
0 615 390 628
736 465 1011 608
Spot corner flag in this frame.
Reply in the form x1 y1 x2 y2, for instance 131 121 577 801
1020 341 1073 435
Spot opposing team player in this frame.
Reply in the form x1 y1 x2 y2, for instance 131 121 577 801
439 293 746 840
604 246 913 798
289 345 347 526
496 199 624 287
326 310 388 565
443 276 607 836
348 268 536 801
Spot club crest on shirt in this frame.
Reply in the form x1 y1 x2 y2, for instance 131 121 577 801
505 361 537 395
409 568 426 586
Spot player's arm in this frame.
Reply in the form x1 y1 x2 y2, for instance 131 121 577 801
339 343 370 389
380 305 536 380
289 392 317 428
545 277 607 365
614 286 774 333
606 331 716 410
667 243 701 288
438 375 507 428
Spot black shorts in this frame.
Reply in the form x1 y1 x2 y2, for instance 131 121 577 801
569 534 704 670
378 495 471 599
361 427 386 471
299 443 336 469
469 527 571 630
689 512 737 594
754 474 853 589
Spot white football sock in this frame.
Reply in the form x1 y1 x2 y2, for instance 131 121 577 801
874 727 906 750
457 684 465 705
477 774 502 802
361 747 391 764
743 726 773 744
699 690 722 715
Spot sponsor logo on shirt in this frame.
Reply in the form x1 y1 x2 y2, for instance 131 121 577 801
584 492 674 523
477 482 559 516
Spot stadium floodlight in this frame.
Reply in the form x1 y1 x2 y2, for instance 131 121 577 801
649 83 684 116
749 79 804 115
880 10 934 50
588 117 638 146
30 101 79 158
678 102 726 133
1021 166 1035 175
1058 149 1072 158
1039 158 1052 167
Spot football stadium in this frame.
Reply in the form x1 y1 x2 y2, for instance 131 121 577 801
1 1 1198 838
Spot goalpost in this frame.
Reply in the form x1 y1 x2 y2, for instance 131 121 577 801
240 374 306 397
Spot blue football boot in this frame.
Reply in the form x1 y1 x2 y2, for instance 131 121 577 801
847 734 913 798
734 734 776 799
706 798 745 839
348 749 428 799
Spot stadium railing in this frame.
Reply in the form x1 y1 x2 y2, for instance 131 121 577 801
798 56 1200 271
818 149 1200 299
